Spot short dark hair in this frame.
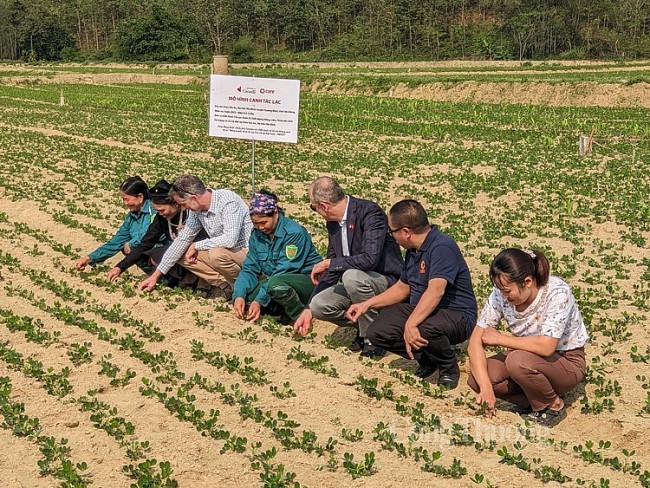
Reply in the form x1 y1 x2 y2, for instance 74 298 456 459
489 248 550 288
119 176 149 200
389 199 429 233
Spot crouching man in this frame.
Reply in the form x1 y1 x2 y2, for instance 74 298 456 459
138 174 252 299
293 176 403 358
347 199 477 389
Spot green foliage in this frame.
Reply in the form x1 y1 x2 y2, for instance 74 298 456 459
340 428 363 442
286 346 338 377
20 20 75 61
342 451 376 479
0 377 90 486
114 4 200 61
355 376 394 401
230 37 255 63
123 459 178 487
0 64 648 488
67 342 94 366
2 0 650 61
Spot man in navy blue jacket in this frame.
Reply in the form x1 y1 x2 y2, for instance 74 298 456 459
293 177 403 357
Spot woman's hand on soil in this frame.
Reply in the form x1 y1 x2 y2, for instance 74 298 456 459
233 297 246 319
246 301 261 321
107 267 122 281
75 256 91 271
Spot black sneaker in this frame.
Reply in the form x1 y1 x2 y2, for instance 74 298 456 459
522 406 567 427
360 344 385 359
348 335 365 353
278 313 293 326
209 281 233 301
511 404 533 415
437 362 460 389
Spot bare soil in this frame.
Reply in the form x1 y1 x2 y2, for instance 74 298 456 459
0 60 648 487
2 61 649 107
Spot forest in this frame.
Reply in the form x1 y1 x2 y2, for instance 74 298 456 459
0 0 649 63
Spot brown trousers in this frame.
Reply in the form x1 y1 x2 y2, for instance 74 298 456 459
467 347 585 411
179 247 247 286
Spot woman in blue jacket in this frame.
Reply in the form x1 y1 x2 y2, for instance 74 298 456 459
75 176 155 271
233 191 322 324
105 179 208 290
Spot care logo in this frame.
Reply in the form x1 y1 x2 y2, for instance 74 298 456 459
285 245 298 260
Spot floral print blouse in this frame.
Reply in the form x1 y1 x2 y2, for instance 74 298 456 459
477 276 589 351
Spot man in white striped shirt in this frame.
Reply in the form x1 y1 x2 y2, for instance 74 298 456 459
138 174 252 297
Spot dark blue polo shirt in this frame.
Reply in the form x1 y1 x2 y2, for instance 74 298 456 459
400 226 477 318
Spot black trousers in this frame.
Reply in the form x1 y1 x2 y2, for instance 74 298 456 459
367 303 474 375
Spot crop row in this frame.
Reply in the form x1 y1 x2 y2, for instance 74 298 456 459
0 224 647 486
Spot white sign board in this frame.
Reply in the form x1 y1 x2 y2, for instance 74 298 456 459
208 75 300 143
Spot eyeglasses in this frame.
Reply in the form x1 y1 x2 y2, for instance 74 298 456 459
171 182 196 196
388 226 405 235
309 202 320 212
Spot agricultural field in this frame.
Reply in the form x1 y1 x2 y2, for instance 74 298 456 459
0 61 648 487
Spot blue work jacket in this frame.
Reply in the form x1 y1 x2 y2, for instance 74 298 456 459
88 199 156 264
233 213 322 306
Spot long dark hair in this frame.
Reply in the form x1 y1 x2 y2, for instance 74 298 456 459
119 176 149 200
489 248 550 288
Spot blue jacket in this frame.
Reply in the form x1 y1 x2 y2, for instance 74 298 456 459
88 200 156 264
233 213 322 306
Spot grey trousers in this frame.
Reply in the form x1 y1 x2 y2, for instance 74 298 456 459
309 269 389 337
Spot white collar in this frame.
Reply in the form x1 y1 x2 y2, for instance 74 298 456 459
339 195 350 226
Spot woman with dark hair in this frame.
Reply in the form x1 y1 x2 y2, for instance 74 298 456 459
467 248 589 427
76 176 155 271
106 180 208 289
232 191 322 323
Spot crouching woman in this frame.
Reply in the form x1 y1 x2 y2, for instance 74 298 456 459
106 179 207 289
233 191 322 324
75 176 154 271
468 248 588 427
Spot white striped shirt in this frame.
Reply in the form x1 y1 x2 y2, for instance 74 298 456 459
157 189 252 274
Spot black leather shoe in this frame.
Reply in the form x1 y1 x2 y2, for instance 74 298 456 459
360 344 386 358
414 363 438 378
348 335 365 353
522 406 567 427
438 373 460 390
414 356 438 378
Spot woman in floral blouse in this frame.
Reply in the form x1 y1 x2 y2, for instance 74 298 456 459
467 248 588 427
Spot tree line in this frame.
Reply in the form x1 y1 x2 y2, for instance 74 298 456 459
0 0 648 62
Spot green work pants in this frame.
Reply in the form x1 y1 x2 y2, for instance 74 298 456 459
246 273 314 322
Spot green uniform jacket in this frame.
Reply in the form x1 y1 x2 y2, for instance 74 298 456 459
88 200 156 265
233 213 322 306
